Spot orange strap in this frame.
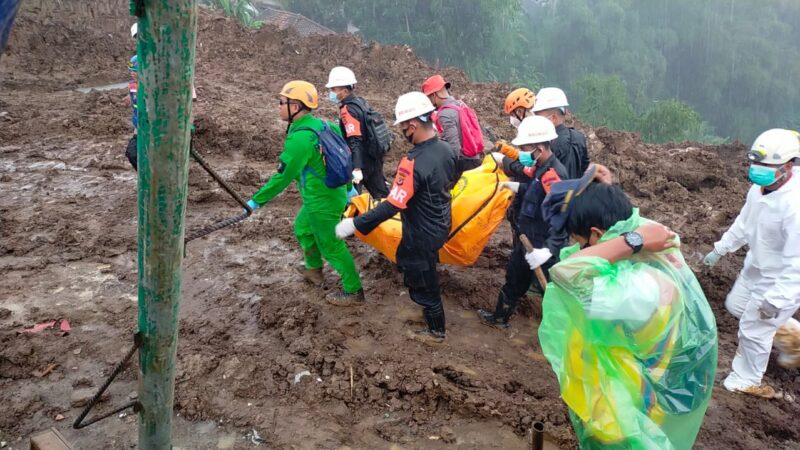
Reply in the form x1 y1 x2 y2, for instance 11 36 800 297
540 168 562 194
340 105 362 138
387 157 416 209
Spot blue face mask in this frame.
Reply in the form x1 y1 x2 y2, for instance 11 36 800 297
328 91 339 104
518 152 535 167
748 164 782 186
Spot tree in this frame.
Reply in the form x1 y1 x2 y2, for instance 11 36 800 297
636 99 706 144
572 74 635 131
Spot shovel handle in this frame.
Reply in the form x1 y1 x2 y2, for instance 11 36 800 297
520 234 548 291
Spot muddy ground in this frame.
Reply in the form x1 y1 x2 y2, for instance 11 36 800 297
1 2 799 449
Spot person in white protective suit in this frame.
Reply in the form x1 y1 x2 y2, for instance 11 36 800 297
704 128 800 398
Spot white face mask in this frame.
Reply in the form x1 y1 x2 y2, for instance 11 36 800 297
510 115 522 128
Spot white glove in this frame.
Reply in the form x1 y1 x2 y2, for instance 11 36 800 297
352 169 364 184
758 301 780 320
335 218 356 239
499 181 520 194
525 248 553 270
703 248 722 267
491 152 505 164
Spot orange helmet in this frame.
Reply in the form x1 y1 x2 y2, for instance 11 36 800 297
280 80 318 109
504 88 535 114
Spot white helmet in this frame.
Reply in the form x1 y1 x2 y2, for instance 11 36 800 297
749 129 800 165
394 92 435 125
130 23 138 38
325 66 357 88
532 87 569 113
512 116 558 146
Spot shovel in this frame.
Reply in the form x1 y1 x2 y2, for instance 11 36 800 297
519 234 548 292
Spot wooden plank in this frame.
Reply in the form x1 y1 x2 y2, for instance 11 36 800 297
29 428 74 450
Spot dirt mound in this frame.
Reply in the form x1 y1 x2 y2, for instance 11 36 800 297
2 5 799 450
3 0 132 90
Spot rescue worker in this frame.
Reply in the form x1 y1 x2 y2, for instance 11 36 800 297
335 92 457 343
245 81 364 305
326 66 390 199
704 128 800 398
504 87 536 129
126 22 197 171
495 88 536 234
532 87 589 179
478 116 570 328
422 74 481 181
125 23 139 170
539 171 717 449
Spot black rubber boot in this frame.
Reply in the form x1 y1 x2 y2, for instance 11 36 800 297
412 304 446 344
479 291 515 329
477 309 510 329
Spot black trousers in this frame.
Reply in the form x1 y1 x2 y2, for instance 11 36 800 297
125 134 138 171
398 249 445 333
495 230 556 321
357 154 389 199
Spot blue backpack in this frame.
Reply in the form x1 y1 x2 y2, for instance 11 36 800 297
295 122 353 188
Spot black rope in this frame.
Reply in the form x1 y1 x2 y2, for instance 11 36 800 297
190 147 250 210
183 144 253 245
73 333 142 429
184 211 250 243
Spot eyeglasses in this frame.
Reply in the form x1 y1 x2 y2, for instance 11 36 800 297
279 99 296 106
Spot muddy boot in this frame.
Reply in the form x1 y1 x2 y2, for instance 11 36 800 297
295 266 323 286
477 309 509 329
774 321 800 369
411 305 446 345
478 292 513 329
735 384 784 399
325 289 365 307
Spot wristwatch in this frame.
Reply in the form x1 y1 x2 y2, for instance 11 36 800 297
622 232 644 254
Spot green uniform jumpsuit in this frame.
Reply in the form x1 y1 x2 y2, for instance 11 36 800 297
250 114 362 294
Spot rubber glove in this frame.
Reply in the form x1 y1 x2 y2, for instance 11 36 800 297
759 300 780 320
352 169 363 184
499 181 520 193
518 152 535 167
335 218 356 239
347 186 359 201
525 248 553 270
495 140 519 160
703 249 722 267
245 199 259 213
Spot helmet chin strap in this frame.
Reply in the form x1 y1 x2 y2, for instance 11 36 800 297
286 102 298 134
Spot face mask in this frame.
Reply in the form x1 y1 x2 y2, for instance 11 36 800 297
748 164 782 187
328 91 339 104
509 115 522 128
402 125 415 144
518 152 534 167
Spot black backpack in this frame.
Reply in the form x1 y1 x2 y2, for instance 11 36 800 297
344 96 393 158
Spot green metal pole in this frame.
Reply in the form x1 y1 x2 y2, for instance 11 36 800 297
133 1 197 448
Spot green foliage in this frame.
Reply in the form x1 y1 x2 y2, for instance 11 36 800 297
288 0 528 82
202 0 263 29
283 0 797 144
573 74 635 131
636 100 705 144
526 0 800 142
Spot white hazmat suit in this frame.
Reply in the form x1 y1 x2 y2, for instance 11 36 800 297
713 167 800 391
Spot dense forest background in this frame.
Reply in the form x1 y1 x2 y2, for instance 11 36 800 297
285 0 800 144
